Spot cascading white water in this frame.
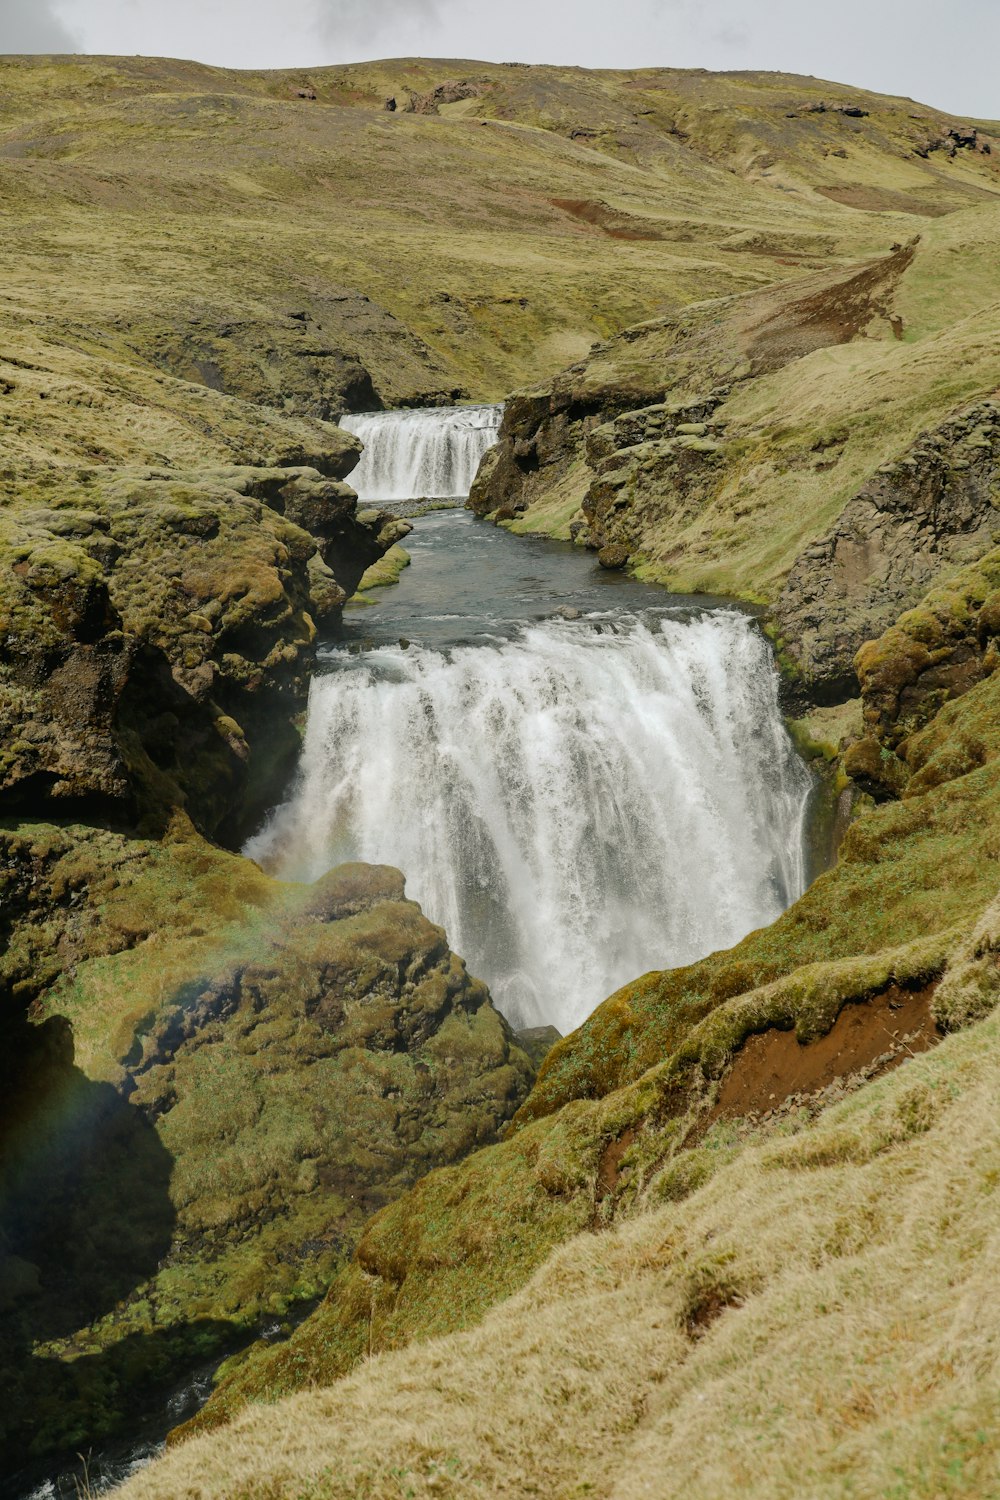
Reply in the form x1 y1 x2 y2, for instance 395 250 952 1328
340 405 503 501
247 612 812 1034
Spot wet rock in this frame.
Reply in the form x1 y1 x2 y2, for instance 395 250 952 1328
598 543 630 570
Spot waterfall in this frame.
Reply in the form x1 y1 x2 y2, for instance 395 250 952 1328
340 405 503 501
247 612 812 1034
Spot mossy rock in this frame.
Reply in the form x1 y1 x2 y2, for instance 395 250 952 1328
181 635 1000 1437
0 466 401 843
0 825 533 1468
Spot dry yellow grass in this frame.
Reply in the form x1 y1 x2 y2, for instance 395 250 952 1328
2 52 996 420
503 202 1000 602
119 902 1000 1500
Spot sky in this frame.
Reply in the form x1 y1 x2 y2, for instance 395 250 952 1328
3 0 998 120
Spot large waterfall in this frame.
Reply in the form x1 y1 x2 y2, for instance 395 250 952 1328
340 404 503 501
248 612 812 1034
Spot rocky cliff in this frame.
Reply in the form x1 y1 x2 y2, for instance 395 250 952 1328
0 461 408 844
470 213 1000 711
0 828 533 1477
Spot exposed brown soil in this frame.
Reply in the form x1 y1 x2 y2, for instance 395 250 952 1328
550 198 665 240
710 982 939 1127
815 185 952 216
597 1127 637 1199
744 241 916 371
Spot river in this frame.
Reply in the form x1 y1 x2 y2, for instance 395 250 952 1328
248 407 813 1034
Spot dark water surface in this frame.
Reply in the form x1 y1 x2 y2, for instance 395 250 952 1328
335 507 739 654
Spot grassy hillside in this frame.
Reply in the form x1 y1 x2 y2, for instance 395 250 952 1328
483 207 1000 568
472 203 1000 701
1 53 997 422
1 53 999 1495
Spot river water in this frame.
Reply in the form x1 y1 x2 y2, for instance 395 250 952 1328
248 408 813 1033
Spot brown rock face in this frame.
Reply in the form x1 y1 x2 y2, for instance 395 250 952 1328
0 464 407 842
775 401 1000 699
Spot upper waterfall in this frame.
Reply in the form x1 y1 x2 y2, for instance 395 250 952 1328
247 610 812 1035
340 404 503 501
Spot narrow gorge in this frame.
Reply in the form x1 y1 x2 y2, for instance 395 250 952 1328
250 408 812 1036
1 50 998 1500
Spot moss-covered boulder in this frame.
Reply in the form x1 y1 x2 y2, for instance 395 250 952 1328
776 400 1000 698
0 822 533 1472
854 546 1000 749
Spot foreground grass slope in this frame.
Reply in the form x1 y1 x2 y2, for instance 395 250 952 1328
152 547 1000 1479
124 899 1000 1499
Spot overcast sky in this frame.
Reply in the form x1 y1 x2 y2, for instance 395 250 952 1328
4 0 998 119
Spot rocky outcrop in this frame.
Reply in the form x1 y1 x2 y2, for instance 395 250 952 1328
914 123 994 159
402 79 484 116
468 243 919 552
0 464 408 842
114 304 377 418
845 547 1000 799
577 396 729 564
467 372 666 525
0 828 533 1473
115 295 462 417
775 401 1000 700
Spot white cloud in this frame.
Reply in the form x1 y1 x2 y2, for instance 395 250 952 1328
1 0 81 53
313 0 441 52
